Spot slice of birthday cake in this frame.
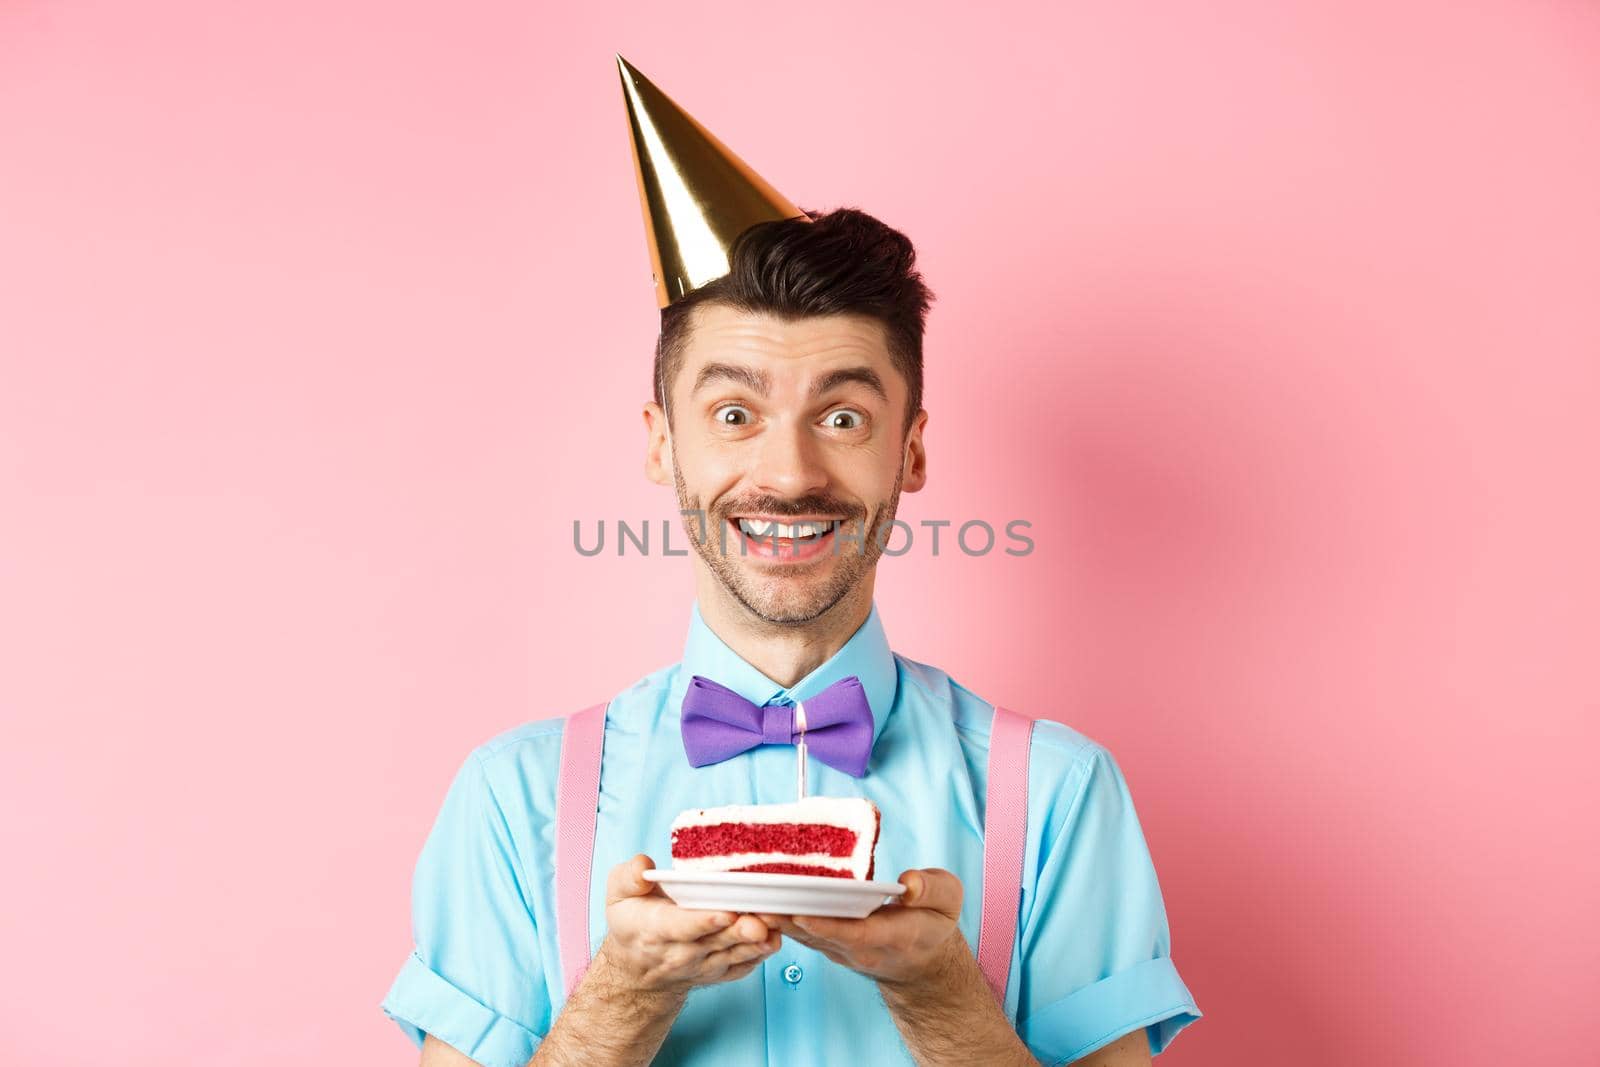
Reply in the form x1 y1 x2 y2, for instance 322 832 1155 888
670 796 881 880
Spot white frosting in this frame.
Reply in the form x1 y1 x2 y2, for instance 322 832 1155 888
671 795 877 830
670 795 879 878
673 851 852 873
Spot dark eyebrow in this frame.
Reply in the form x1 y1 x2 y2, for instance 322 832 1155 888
692 362 770 396
810 366 888 404
690 362 889 404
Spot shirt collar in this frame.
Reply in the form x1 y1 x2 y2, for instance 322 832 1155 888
675 599 899 753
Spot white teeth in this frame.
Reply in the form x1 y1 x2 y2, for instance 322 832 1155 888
738 518 837 540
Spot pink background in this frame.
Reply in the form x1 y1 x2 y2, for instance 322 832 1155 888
2 2 1596 1064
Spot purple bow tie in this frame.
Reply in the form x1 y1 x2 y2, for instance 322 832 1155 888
680 674 875 778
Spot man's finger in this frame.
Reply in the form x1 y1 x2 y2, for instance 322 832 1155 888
606 854 664 904
650 906 748 944
698 931 781 976
697 914 773 952
899 867 962 920
791 914 858 946
757 914 808 940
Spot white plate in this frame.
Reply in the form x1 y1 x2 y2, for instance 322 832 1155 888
642 869 906 918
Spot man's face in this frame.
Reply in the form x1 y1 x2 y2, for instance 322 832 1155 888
644 303 927 625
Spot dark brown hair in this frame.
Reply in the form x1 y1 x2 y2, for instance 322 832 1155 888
654 207 935 437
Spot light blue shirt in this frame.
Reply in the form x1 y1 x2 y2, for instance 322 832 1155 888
382 601 1200 1065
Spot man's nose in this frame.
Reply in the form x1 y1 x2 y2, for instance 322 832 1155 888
750 421 827 498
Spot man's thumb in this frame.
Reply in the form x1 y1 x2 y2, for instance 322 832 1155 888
902 870 925 904
607 853 657 903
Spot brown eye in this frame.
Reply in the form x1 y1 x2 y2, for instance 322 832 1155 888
713 404 751 425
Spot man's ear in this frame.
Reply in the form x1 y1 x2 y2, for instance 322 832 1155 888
643 401 673 486
902 408 928 493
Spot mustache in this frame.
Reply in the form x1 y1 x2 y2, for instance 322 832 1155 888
714 497 863 520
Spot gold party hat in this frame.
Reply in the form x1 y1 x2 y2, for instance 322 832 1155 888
616 54 810 308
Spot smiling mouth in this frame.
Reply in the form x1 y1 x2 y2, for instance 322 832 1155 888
726 516 846 562
734 517 841 540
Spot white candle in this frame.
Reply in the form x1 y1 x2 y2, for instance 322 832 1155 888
795 700 808 800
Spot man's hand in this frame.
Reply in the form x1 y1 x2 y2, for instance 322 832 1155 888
759 867 1052 1066
757 868 1035 1065
755 867 966 987
525 855 784 1067
598 853 783 995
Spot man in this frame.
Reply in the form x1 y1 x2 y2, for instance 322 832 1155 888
381 56 1201 1066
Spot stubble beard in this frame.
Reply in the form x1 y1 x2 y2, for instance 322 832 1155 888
671 458 905 626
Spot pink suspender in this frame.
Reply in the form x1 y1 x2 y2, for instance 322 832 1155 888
553 701 1035 1007
977 705 1035 1005
554 701 608 997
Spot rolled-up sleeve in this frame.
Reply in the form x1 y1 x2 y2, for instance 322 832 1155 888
382 750 551 1067
1015 739 1201 1064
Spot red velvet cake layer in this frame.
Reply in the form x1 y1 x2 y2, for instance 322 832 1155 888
672 822 857 859
734 863 854 878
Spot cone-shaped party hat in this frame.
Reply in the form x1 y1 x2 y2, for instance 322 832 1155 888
616 54 810 308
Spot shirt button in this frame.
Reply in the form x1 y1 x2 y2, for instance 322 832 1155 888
782 963 804 985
